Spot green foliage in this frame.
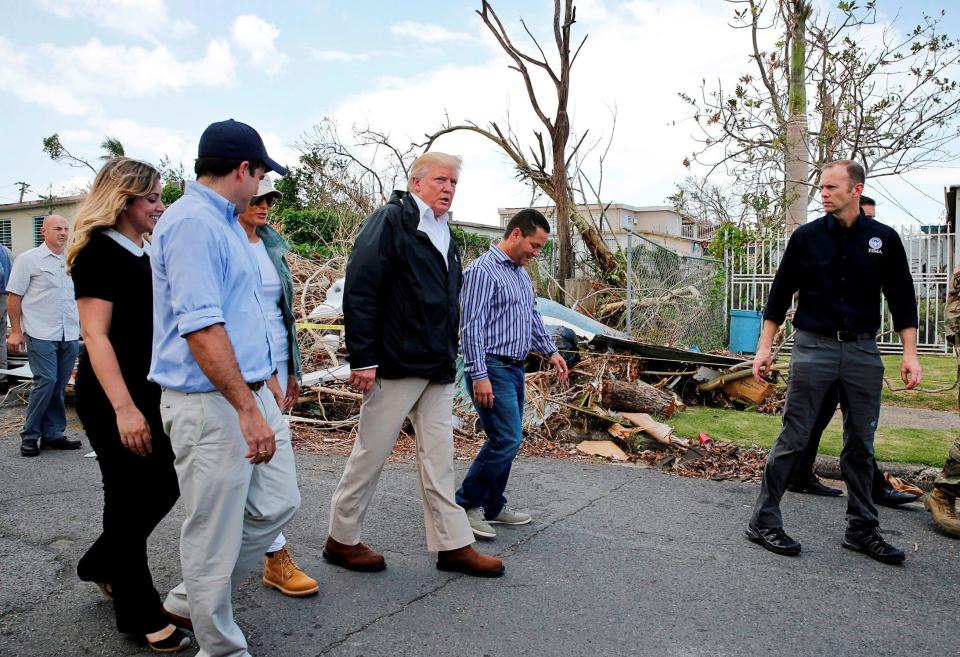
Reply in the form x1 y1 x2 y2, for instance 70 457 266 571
157 156 186 205
707 223 757 260
450 226 493 263
272 207 364 259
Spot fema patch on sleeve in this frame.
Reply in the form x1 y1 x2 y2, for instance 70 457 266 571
868 236 883 254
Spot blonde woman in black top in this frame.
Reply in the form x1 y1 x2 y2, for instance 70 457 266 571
68 158 190 652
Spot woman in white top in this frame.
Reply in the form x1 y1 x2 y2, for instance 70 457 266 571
236 177 319 598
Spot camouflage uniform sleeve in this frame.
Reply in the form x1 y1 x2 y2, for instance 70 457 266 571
947 265 960 347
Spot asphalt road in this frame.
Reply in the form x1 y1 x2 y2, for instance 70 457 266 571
1 430 958 657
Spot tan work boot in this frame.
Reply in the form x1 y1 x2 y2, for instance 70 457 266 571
263 545 319 597
436 545 505 578
922 488 960 537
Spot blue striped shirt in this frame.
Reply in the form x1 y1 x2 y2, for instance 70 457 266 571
460 244 557 381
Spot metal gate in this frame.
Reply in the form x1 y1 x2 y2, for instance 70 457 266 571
725 228 955 354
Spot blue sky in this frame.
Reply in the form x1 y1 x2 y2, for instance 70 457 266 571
2 0 958 229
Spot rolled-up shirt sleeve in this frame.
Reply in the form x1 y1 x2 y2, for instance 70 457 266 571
460 266 494 381
161 218 226 337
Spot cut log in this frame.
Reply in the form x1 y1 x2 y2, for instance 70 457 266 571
600 380 677 418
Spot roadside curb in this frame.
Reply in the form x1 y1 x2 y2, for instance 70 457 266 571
813 455 941 491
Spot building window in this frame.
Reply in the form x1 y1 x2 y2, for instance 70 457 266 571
0 220 9 250
33 216 44 247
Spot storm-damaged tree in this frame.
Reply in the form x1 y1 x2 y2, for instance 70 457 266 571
42 134 126 173
420 0 623 285
680 0 960 232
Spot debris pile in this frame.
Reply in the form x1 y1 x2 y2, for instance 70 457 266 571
286 252 782 483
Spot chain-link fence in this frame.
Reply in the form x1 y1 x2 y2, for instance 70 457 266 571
625 233 726 351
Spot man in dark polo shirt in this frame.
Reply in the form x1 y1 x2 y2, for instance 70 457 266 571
786 195 919 508
745 160 922 564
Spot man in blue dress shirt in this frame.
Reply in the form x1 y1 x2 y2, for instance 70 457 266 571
149 119 300 657
458 209 568 539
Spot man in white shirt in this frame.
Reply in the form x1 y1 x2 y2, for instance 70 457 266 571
7 215 81 457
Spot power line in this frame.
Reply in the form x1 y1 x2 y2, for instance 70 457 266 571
870 179 926 225
898 175 947 206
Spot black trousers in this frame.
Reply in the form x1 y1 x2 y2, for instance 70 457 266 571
75 394 179 635
791 380 889 495
752 331 883 530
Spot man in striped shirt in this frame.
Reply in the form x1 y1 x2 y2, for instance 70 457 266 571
458 209 569 539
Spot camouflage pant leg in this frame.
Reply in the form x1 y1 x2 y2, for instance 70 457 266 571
934 436 960 496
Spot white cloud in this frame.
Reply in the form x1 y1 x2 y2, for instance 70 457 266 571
0 37 92 115
390 20 475 44
7 37 236 113
311 49 370 63
36 0 194 41
231 14 289 75
332 2 748 226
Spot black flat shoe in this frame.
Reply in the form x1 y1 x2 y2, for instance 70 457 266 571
136 628 192 653
788 477 843 497
745 523 801 556
20 439 39 457
40 436 82 450
842 526 905 565
876 487 920 508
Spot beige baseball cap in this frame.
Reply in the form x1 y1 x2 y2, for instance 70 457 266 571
255 176 283 201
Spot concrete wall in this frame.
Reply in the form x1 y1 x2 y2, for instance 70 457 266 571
0 196 83 256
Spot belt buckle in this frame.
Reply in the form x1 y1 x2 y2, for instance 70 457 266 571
836 331 853 342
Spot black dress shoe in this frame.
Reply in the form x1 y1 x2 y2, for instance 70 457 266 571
842 526 905 564
876 486 920 508
745 523 801 556
40 436 82 450
787 477 843 497
20 438 39 457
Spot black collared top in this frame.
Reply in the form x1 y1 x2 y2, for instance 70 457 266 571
763 211 918 335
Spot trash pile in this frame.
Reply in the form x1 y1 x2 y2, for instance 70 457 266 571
287 253 782 482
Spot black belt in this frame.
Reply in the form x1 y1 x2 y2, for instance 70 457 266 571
247 380 266 391
803 329 875 342
488 354 525 367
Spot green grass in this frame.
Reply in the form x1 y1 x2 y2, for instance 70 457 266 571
667 406 953 467
880 354 958 411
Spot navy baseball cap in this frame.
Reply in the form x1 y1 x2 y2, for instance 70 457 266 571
198 119 288 175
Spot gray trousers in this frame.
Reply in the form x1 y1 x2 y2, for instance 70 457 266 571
161 386 300 657
751 330 883 531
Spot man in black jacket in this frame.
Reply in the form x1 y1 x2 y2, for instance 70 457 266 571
745 160 922 565
323 152 504 578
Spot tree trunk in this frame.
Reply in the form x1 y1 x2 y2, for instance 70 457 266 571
784 1 810 234
600 380 677 418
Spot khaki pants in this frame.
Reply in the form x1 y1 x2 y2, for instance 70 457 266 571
329 377 474 552
161 386 300 657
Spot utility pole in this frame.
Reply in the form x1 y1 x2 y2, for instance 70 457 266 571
15 182 30 203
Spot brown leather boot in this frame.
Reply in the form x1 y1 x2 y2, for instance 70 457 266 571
263 545 319 597
436 545 505 578
322 536 386 572
922 488 960 537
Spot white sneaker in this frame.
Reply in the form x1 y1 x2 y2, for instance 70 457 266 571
488 507 532 526
465 507 496 538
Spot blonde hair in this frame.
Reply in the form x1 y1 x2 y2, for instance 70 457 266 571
407 152 462 190
66 158 161 271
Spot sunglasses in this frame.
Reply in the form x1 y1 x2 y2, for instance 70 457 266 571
252 195 278 208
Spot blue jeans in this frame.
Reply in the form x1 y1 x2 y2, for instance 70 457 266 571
22 336 79 440
456 355 525 518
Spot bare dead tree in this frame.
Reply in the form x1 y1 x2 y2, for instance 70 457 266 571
418 0 623 285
